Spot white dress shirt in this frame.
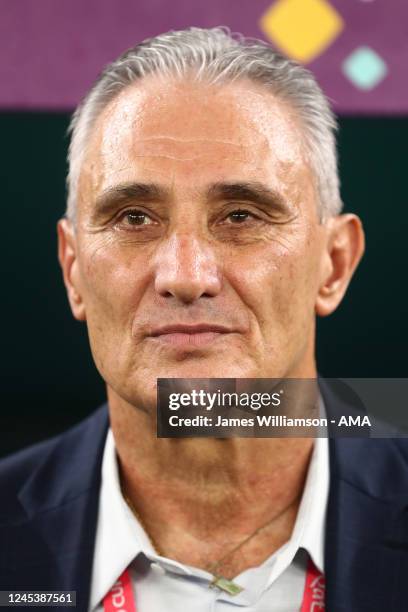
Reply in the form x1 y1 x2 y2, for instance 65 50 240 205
90 430 329 612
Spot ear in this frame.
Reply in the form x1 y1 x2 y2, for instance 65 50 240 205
57 218 86 321
315 214 365 317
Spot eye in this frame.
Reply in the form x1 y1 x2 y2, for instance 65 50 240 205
226 209 258 224
119 209 154 226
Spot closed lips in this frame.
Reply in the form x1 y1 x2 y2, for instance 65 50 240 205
149 324 232 336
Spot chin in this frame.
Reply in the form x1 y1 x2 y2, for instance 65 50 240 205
154 358 255 380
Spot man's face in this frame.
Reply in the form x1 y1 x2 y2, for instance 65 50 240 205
61 77 330 410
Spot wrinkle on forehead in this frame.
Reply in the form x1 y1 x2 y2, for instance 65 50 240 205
126 137 255 163
99 144 260 164
133 136 249 146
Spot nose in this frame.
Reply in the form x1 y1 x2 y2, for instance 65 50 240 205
153 231 222 303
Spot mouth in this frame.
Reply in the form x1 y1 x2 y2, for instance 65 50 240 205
148 324 233 348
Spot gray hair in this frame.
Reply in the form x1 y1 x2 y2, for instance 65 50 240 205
66 26 342 222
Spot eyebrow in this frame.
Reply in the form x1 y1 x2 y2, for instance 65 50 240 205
91 180 291 221
93 183 170 219
206 181 290 214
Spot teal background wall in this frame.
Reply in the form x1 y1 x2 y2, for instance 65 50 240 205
1 113 407 456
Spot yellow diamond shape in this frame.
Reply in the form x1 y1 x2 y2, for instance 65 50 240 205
260 0 344 63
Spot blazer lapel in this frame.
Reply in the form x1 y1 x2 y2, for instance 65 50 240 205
4 405 109 612
325 436 408 610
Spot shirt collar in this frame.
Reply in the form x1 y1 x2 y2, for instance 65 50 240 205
290 433 328 574
90 425 329 609
89 429 151 611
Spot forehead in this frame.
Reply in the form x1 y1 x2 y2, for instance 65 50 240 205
78 76 312 205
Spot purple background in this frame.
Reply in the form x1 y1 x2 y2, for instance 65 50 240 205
0 0 407 114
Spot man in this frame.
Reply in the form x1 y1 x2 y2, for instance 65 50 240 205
1 27 407 611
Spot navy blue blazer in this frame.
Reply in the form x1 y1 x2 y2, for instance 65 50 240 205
1 389 408 611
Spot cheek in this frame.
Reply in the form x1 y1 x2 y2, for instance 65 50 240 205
227 232 320 330
78 238 146 326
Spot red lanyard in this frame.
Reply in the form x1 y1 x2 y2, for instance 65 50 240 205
103 568 136 612
103 557 325 612
301 558 325 611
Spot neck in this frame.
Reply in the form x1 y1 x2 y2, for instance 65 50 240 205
108 389 314 578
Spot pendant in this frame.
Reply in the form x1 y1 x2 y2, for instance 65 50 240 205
210 576 244 596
